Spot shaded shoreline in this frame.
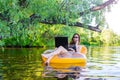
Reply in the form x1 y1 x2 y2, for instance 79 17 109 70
1 46 44 48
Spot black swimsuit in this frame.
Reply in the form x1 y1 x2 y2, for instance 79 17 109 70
69 45 76 52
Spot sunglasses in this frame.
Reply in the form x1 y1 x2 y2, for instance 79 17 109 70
73 37 79 38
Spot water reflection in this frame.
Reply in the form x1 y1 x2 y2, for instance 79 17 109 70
0 48 45 80
42 65 81 80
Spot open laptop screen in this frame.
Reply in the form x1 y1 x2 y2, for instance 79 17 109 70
55 37 68 49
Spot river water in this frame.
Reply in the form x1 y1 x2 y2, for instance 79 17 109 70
0 46 120 80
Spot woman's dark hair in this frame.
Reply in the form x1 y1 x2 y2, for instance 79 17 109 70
70 33 80 45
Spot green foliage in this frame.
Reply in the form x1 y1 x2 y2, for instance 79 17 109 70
0 0 120 47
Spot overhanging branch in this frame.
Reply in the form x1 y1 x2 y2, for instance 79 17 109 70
40 20 101 32
29 14 101 32
80 0 116 15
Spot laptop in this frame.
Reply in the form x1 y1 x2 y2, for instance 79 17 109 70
55 36 68 49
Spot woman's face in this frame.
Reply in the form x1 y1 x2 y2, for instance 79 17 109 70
73 34 79 43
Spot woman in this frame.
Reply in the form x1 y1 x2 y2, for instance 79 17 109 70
69 33 81 52
42 33 87 65
69 33 87 54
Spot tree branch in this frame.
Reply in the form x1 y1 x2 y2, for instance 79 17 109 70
70 22 101 32
80 0 116 15
40 20 101 32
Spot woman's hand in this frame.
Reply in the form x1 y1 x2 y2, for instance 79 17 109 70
75 40 80 52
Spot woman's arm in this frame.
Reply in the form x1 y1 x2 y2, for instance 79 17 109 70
75 40 80 52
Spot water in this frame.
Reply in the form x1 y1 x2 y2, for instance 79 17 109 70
85 46 120 80
0 46 120 80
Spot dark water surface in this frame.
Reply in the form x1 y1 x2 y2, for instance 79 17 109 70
0 46 120 80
